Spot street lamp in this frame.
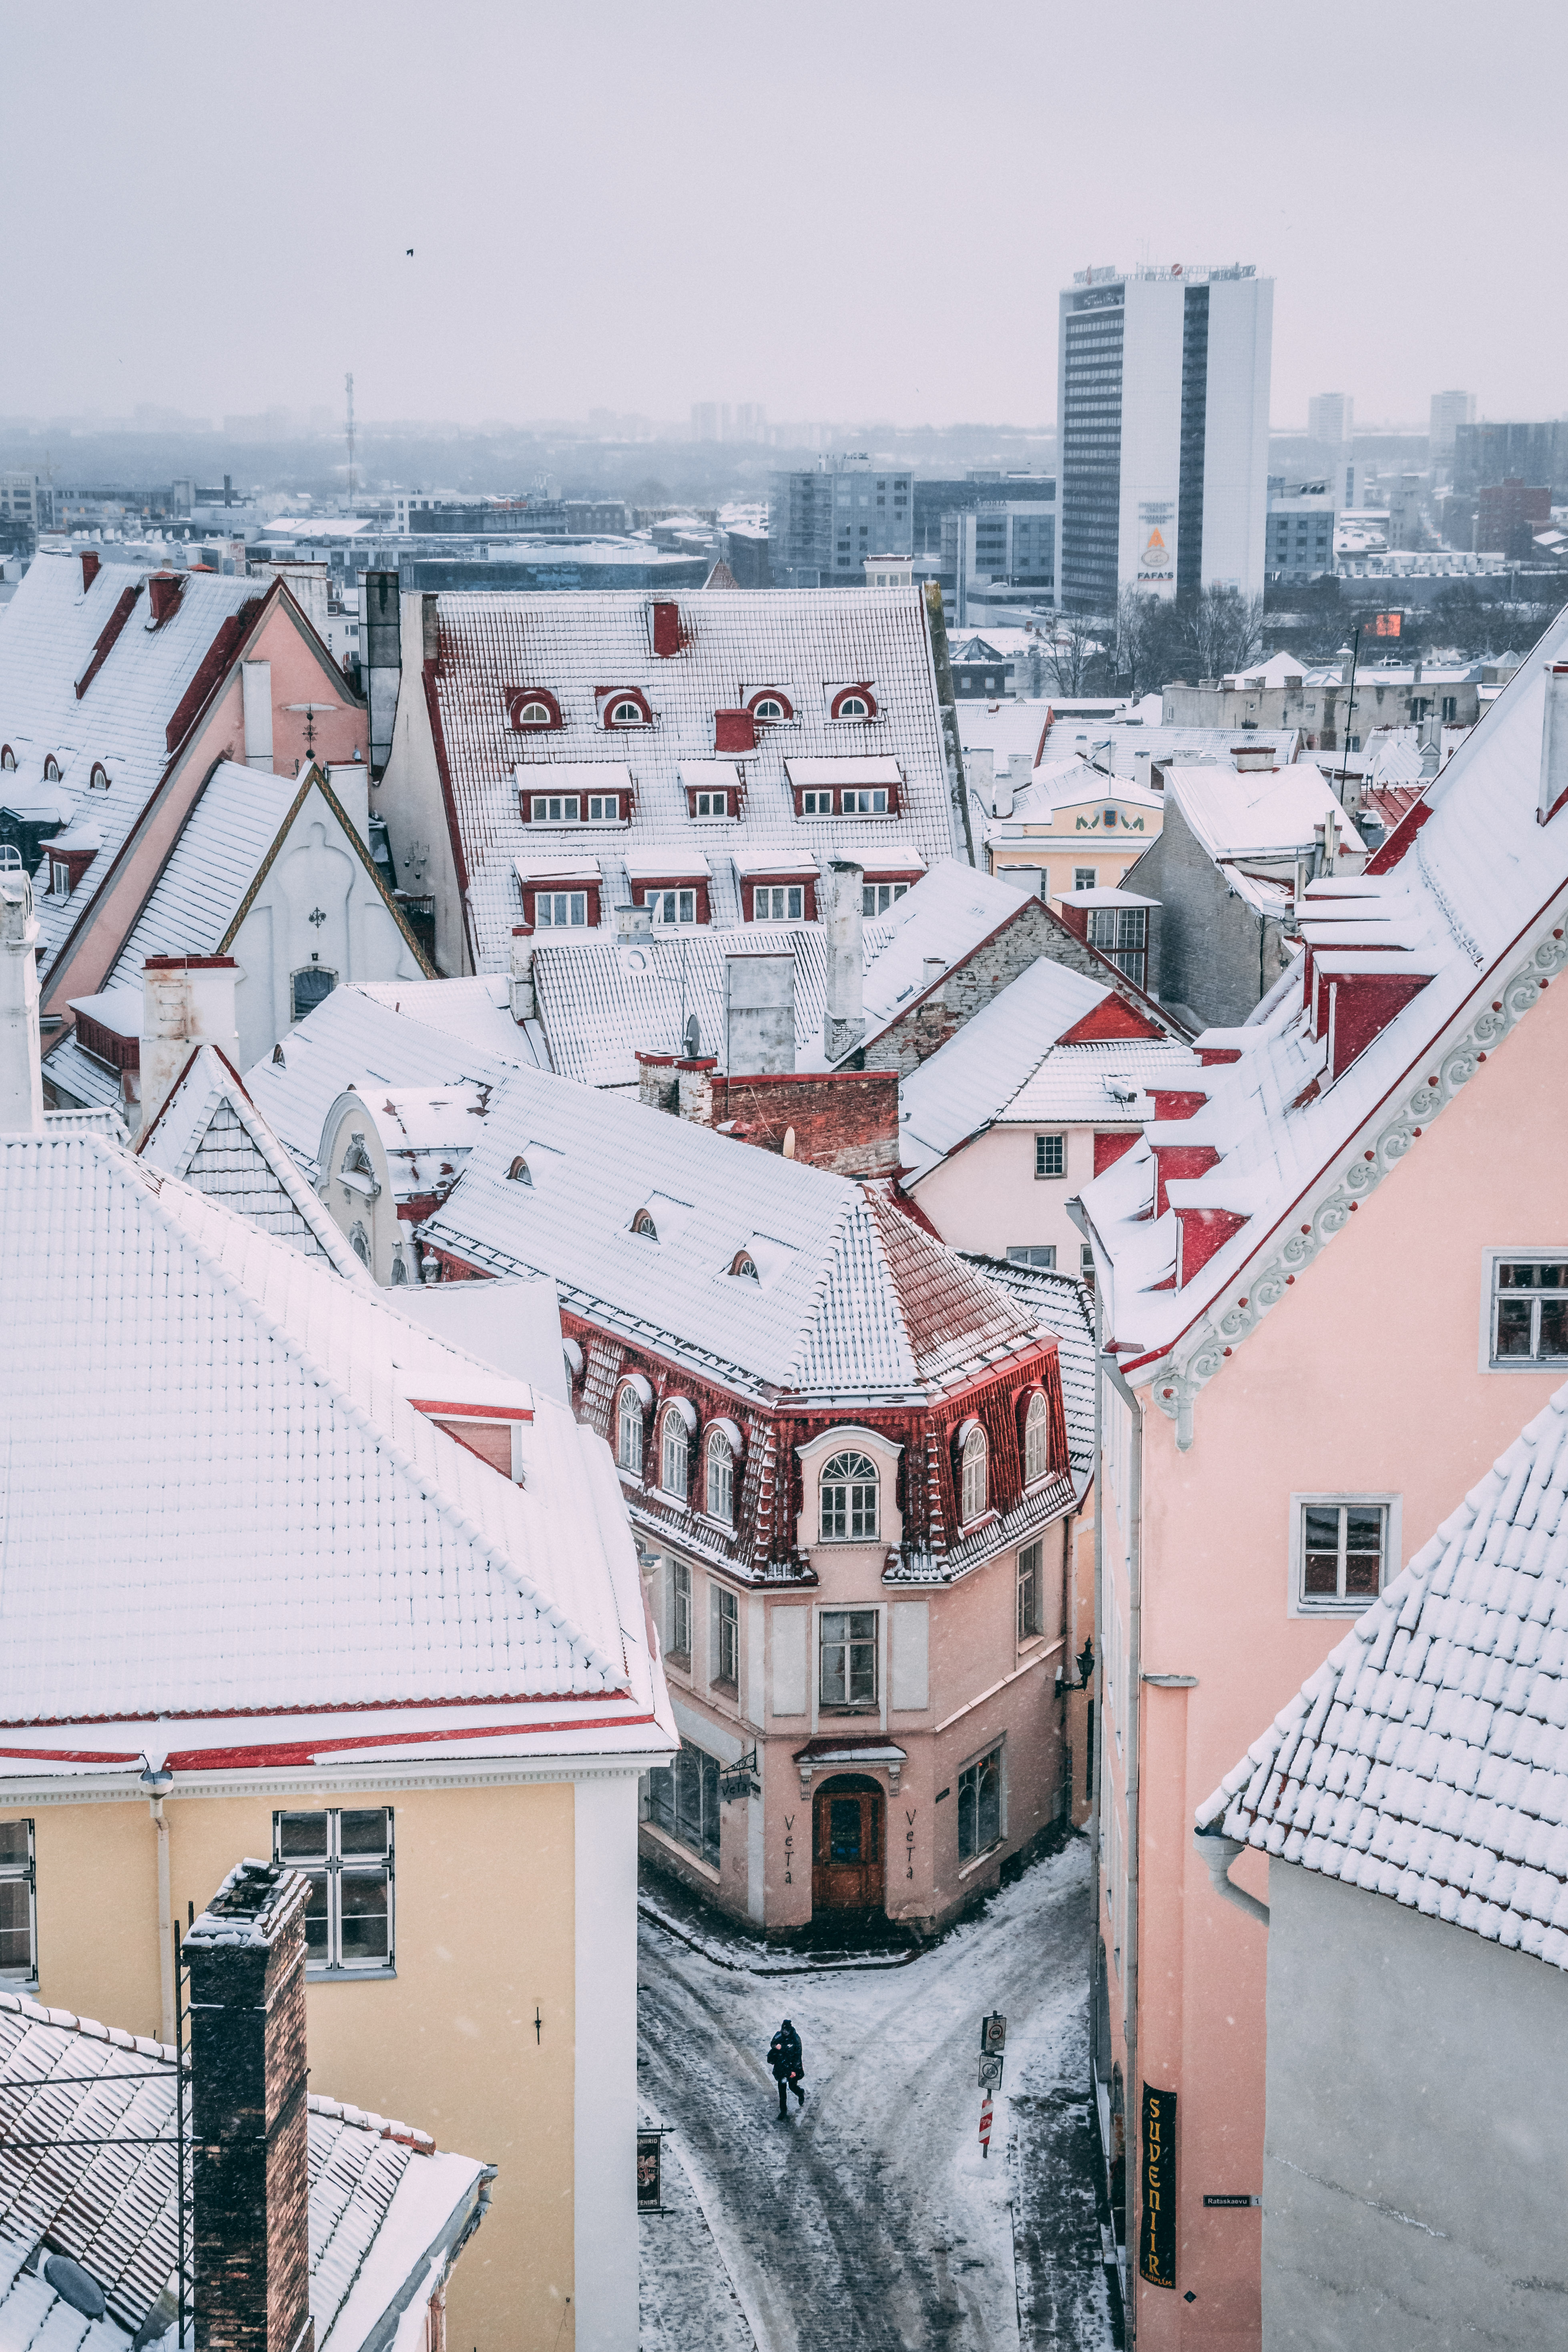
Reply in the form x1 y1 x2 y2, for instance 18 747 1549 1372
1076 1637 1095 1690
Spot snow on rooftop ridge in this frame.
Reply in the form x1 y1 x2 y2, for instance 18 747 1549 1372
1202 1383 1568 1972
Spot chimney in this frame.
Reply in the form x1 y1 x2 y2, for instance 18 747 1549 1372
677 1055 718 1123
147 573 185 628
615 902 654 943
725 952 795 1074
822 858 865 1063
80 549 101 594
0 868 43 1137
635 1050 677 1112
241 662 274 772
362 572 401 777
185 1860 314 2352
651 601 682 658
1007 749 1032 795
968 747 995 805
508 927 535 1022
714 708 756 753
1539 663 1568 825
139 956 241 1139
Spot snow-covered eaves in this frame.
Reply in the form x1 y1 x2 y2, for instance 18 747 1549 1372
1201 1382 1568 1974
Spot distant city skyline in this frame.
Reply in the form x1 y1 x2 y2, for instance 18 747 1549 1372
2 0 1562 433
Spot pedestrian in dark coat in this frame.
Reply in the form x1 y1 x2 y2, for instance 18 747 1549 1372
767 2019 806 2117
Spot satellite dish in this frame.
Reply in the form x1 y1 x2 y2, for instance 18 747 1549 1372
45 2257 106 2319
683 1014 701 1057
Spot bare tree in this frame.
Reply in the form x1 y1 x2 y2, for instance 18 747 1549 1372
1044 613 1099 696
1183 585 1265 678
1114 589 1153 697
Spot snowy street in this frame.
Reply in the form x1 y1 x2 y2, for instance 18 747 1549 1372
637 1837 1115 2352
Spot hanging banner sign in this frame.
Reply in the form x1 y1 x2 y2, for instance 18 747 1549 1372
636 2130 664 2213
1136 502 1175 582
1140 2085 1178 2288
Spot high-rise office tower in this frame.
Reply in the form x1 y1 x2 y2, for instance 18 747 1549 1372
1307 392 1354 446
1056 264 1273 613
1429 390 1476 457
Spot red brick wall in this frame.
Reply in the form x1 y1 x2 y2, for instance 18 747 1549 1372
710 1069 899 1176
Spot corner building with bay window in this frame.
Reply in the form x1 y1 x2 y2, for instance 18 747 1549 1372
410 1058 1094 1938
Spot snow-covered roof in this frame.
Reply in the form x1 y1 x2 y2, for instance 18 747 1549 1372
0 1986 488 2352
1079 601 1568 1425
1166 762 1367 864
349 974 543 1065
0 554 270 981
956 699 1054 763
0 1127 668 1742
526 861 1046 1087
1217 650 1307 688
1199 1381 1568 1974
422 584 960 969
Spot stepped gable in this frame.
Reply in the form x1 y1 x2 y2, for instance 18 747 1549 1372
1200 1381 1568 1972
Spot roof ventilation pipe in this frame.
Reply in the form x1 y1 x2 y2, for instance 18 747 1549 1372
508 927 535 1023
822 858 865 1064
0 866 43 1137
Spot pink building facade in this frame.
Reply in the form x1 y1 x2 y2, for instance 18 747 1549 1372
1077 623 1568 2342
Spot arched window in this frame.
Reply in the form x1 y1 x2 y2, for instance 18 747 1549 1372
43 755 61 782
830 685 878 721
516 701 554 726
0 747 13 772
389 1255 408 1285
616 1385 643 1474
349 1222 371 1267
632 1207 658 1239
836 695 868 719
707 1430 734 1524
961 1426 988 1523
747 687 794 723
821 1452 878 1542
661 1408 689 1501
1024 1391 1051 1485
730 1250 758 1281
89 763 110 791
508 1155 533 1185
606 693 650 727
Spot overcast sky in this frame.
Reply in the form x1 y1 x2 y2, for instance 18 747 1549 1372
4 0 1562 432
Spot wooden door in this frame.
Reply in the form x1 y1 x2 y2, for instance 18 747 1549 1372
812 1786 885 1913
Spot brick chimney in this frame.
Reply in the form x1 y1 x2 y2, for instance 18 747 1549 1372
822 858 865 1064
147 572 185 628
0 868 43 1137
139 956 241 1139
651 601 682 659
714 708 756 753
185 1860 314 2352
80 549 101 593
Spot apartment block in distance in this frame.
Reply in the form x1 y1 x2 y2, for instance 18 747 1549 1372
1056 264 1273 613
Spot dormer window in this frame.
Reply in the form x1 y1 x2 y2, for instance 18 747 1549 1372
508 1156 533 1185
517 701 554 727
506 687 562 731
1023 1390 1051 1485
749 690 794 723
616 1384 644 1474
830 685 878 721
610 700 643 725
660 1404 691 1500
730 1251 759 1281
0 748 13 772
632 1207 658 1239
821 1452 877 1542
601 687 654 729
706 1430 735 1525
49 859 73 899
43 756 61 783
89 763 110 791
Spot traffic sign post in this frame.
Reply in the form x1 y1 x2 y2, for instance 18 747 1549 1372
978 2053 1004 2093
979 2094 994 2157
981 2013 1007 2056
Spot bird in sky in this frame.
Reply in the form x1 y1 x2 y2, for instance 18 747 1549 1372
406 248 414 257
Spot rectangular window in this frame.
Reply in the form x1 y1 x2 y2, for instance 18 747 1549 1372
713 1586 739 1689
694 790 730 816
273 1808 394 1973
536 891 588 927
1073 866 1097 892
753 885 804 920
1442 696 1457 723
1017 1541 1044 1641
958 1747 1002 1862
841 788 888 814
0 1820 36 1981
586 793 620 821
646 1739 721 1871
1007 1243 1056 1268
531 795 581 822
1293 1498 1392 1613
801 789 835 813
1036 1134 1066 1179
51 861 71 898
820 1609 877 1708
646 888 697 924
670 1559 692 1660
862 882 909 915
1487 1256 1568 1367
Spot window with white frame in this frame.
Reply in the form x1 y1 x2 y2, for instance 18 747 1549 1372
616 1384 643 1474
960 1425 988 1522
535 891 588 927
670 1559 691 1659
273 1808 394 1973
661 1408 690 1500
1035 1134 1066 1179
753 696 787 721
608 698 647 726
801 789 833 813
713 1585 739 1688
1073 866 1096 891
836 695 870 719
646 888 697 924
958 1747 1002 1861
516 700 554 727
841 787 887 814
1294 1498 1391 1613
820 1609 877 1708
693 789 730 816
863 882 909 915
1024 1390 1052 1484
531 795 580 821
820 1450 878 1541
0 1820 36 1981
1486 1255 1568 1367
50 860 71 899
706 1430 734 1524
753 885 804 920
1008 1244 1056 1269
1017 1542 1044 1641
586 794 620 821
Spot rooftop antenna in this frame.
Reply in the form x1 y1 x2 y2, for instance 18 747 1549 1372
345 372 355 514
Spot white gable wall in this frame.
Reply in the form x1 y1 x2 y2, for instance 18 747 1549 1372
229 778 426 1068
